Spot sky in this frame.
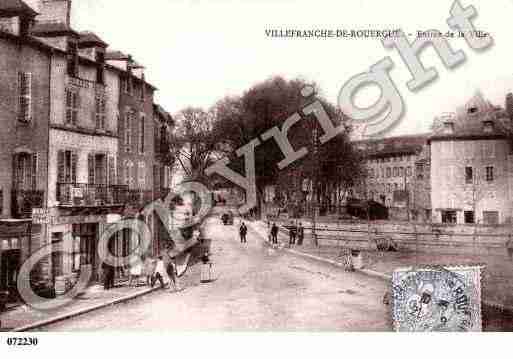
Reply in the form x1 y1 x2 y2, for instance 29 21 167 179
69 0 513 137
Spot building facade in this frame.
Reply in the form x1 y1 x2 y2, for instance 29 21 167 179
430 94 513 225
354 135 431 221
0 0 174 298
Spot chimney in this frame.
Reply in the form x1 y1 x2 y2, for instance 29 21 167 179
36 0 71 26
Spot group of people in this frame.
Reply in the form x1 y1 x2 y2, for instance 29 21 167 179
101 255 181 292
268 222 304 246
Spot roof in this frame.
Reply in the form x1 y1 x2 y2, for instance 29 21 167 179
429 94 511 142
30 22 80 37
0 0 38 17
354 134 429 158
105 50 130 60
154 104 174 125
78 31 108 48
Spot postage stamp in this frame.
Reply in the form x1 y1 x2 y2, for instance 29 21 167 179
392 265 483 332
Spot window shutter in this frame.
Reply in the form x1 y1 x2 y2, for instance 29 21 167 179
72 92 79 125
12 154 18 189
18 72 32 122
108 155 116 186
88 154 95 185
31 152 38 189
57 150 65 183
71 152 78 183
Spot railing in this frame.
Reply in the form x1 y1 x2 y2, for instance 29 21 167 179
11 190 45 219
126 189 155 208
57 183 129 207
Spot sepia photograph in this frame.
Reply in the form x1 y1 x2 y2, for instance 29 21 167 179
1 0 513 356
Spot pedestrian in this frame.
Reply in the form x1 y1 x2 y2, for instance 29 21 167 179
297 223 304 246
271 223 279 245
507 237 513 261
128 259 143 287
102 261 115 290
289 222 297 246
167 259 181 292
200 251 214 283
240 222 248 244
151 256 168 289
143 256 156 287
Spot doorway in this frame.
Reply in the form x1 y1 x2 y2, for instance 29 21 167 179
1 249 21 301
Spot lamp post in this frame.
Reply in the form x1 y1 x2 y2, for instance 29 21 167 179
312 125 319 247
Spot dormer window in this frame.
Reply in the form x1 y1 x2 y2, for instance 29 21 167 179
468 107 479 115
483 120 494 133
443 122 455 134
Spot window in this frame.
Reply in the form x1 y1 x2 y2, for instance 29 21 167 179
465 167 473 184
65 88 79 125
406 166 412 177
441 210 457 224
73 224 97 266
0 188 3 215
67 42 79 77
124 161 134 188
486 166 494 182
416 164 424 179
95 91 106 130
88 153 107 185
57 150 77 185
386 167 391 178
138 116 145 153
138 162 146 188
124 75 133 95
14 153 38 190
393 167 398 177
399 167 404 177
124 111 133 152
464 211 475 224
483 211 499 225
18 72 32 123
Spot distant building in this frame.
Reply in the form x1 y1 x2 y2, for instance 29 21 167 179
353 134 431 221
430 93 513 225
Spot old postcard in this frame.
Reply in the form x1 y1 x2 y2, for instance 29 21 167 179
1 0 512 357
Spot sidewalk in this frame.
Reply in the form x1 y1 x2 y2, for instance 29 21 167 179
247 220 513 311
0 281 161 331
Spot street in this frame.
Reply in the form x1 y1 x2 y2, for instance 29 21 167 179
39 216 390 331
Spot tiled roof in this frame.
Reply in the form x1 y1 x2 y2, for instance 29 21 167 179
0 0 38 17
355 134 429 157
30 22 79 37
78 31 108 48
105 50 129 60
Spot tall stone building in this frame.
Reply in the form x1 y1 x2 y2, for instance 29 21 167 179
0 0 174 298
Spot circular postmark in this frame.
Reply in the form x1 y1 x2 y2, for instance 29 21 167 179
392 266 480 332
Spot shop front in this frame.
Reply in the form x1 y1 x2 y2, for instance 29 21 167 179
0 220 32 304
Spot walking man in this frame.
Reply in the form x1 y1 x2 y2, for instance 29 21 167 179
240 222 248 244
271 223 279 245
